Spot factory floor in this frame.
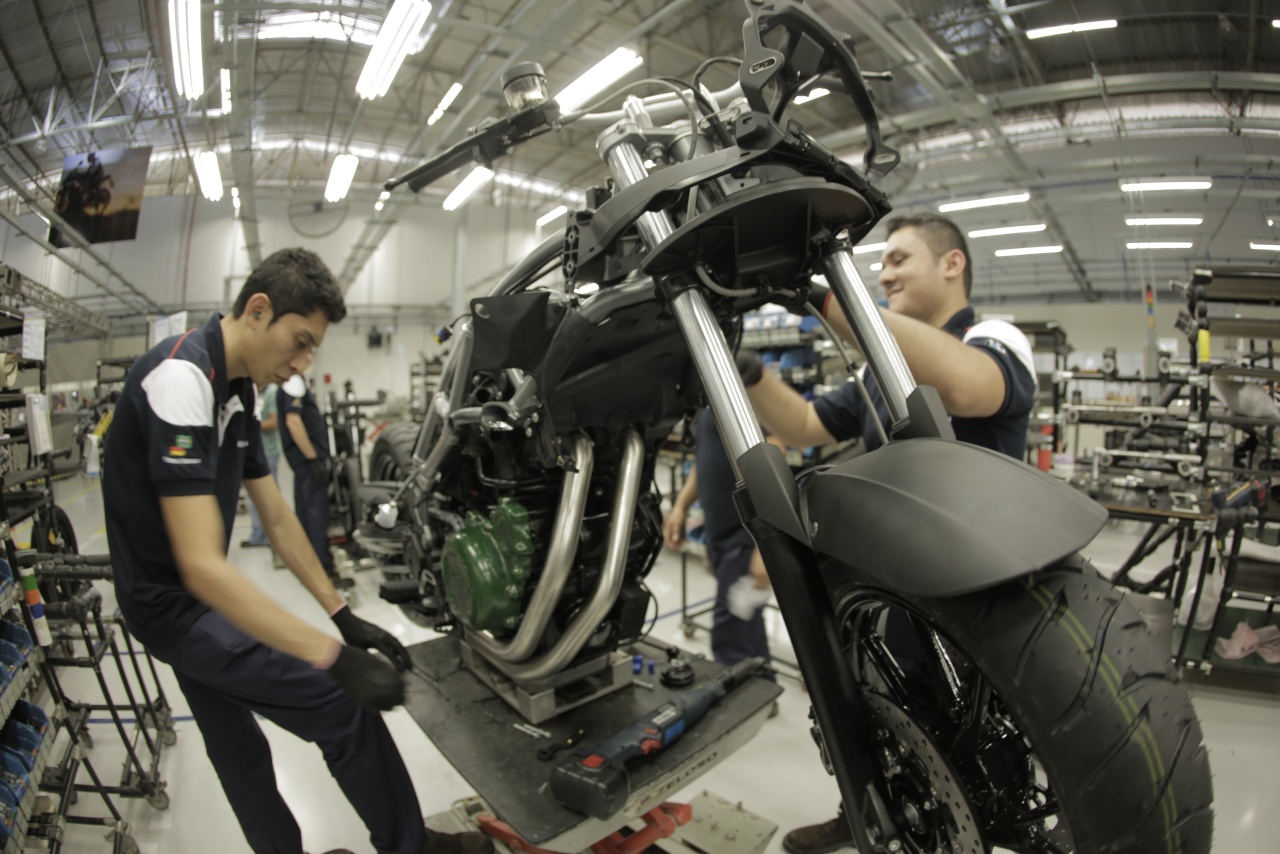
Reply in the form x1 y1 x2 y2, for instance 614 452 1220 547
31 469 1280 854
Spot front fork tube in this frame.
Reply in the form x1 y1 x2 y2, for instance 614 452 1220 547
744 512 902 853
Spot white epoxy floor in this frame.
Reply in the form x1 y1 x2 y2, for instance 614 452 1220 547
31 470 1280 853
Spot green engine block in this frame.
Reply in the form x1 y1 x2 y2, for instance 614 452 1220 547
440 497 534 634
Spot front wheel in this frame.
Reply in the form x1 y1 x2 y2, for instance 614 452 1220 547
832 554 1213 854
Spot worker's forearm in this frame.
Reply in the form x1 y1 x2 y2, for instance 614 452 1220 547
183 561 336 665
745 371 818 448
286 419 318 458
265 511 345 615
673 466 698 512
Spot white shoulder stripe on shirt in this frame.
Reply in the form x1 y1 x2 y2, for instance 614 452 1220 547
964 319 1039 392
140 360 215 427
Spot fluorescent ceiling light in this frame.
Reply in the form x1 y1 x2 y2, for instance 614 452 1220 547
1126 217 1202 226
794 87 830 105
1251 242 1280 251
968 223 1046 238
869 262 883 272
575 283 600 295
374 200 385 212
356 0 433 100
554 47 644 114
1027 20 1116 40
536 205 568 227
324 154 359 203
1267 216 1276 227
938 192 1030 212
443 166 494 211
379 190 390 200
194 151 223 201
852 242 887 255
994 245 1063 257
1120 180 1212 192
427 81 463 125
1127 242 1193 249
220 68 232 113
168 0 204 100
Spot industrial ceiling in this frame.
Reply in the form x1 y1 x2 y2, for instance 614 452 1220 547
1 0 1279 312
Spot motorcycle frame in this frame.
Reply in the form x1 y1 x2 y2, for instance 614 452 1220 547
369 3 1109 848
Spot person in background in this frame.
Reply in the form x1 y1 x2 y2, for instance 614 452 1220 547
279 374 352 590
664 410 783 683
241 381 280 548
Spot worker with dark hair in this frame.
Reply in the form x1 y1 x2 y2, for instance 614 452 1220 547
743 214 1037 853
104 247 493 854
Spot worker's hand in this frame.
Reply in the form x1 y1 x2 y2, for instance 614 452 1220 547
748 548 771 590
332 604 413 671
779 280 832 319
735 350 764 388
327 644 405 710
307 457 329 482
663 507 687 550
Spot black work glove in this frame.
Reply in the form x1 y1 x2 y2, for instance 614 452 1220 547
332 604 413 671
328 644 405 710
736 349 764 387
781 280 832 318
307 457 328 482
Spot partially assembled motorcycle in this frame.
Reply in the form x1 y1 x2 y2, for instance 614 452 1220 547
357 2 1213 851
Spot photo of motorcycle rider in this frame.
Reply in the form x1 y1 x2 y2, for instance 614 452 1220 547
739 212 1038 854
48 145 153 247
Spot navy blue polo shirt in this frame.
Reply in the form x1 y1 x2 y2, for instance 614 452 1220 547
277 385 329 469
104 313 271 650
813 307 1037 459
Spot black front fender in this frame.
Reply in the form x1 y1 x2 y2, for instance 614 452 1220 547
802 439 1107 598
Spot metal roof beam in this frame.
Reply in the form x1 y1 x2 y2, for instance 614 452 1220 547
229 25 263 268
825 0 1096 299
0 159 161 313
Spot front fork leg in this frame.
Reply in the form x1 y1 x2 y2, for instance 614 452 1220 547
741 488 902 852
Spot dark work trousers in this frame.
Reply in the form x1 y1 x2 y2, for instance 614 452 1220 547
293 459 335 575
149 610 424 854
708 538 776 682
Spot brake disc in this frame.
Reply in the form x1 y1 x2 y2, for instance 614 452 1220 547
864 693 985 854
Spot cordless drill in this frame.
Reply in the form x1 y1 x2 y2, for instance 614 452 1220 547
549 657 765 820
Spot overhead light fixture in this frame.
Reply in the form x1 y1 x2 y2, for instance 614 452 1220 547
938 192 1030 212
1127 242 1193 249
443 166 494 211
869 262 883 272
379 190 390 200
355 0 433 100
794 87 830 105
324 154 359 203
1267 215 1276 227
194 151 223 201
374 200 385 212
220 68 232 113
427 81 463 125
852 242 887 255
168 0 204 100
994 245 1063 257
231 186 241 216
1026 20 1117 40
1126 217 1203 226
968 223 1046 238
575 283 601 295
1250 241 1280 251
1120 179 1212 192
554 47 643 114
536 205 568 227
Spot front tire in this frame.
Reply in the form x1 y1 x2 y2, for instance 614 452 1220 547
833 554 1213 853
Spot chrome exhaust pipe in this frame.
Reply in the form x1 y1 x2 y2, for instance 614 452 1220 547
463 435 594 663
477 428 644 681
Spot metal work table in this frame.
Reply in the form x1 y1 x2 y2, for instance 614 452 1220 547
401 635 781 852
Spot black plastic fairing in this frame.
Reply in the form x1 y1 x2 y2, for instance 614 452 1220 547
802 438 1106 598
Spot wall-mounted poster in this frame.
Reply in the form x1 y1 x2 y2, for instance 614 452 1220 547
49 146 153 247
